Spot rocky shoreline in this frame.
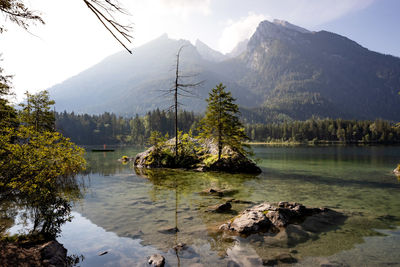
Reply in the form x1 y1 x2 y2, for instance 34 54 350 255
0 240 68 267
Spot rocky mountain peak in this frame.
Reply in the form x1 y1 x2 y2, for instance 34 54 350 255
247 20 310 52
195 39 227 62
272 19 310 33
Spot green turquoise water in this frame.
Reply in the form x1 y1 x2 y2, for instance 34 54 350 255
9 145 400 266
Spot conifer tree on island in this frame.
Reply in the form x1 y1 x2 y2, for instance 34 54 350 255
199 83 250 160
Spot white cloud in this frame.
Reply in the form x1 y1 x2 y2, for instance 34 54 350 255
218 13 268 54
217 0 375 54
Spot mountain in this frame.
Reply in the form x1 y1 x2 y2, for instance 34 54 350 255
235 20 400 121
49 33 258 115
227 38 249 58
195 39 227 62
49 20 400 121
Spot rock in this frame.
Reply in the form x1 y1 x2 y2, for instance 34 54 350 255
118 156 133 162
39 241 68 267
201 188 224 196
227 260 241 267
229 210 270 234
301 210 341 233
286 224 310 245
98 251 108 256
0 240 69 267
134 147 171 169
201 155 262 174
158 227 179 234
394 166 400 176
276 253 297 263
206 202 232 213
262 253 297 266
231 199 255 204
220 202 337 235
200 188 238 197
133 138 261 174
173 243 187 251
127 230 144 239
319 259 349 267
262 258 278 266
148 254 165 267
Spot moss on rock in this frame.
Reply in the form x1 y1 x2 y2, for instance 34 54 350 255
134 137 261 174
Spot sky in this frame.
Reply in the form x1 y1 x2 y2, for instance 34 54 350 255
1 0 399 101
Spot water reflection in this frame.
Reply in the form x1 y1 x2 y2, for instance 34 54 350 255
72 146 400 266
3 146 400 266
0 175 85 238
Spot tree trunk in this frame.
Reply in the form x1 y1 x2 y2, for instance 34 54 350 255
218 95 222 160
174 49 180 159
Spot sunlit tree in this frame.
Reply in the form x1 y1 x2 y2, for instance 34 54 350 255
198 83 249 160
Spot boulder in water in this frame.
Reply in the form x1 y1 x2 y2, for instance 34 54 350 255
219 202 339 235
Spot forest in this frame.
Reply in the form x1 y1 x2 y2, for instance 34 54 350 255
56 110 400 145
55 109 201 145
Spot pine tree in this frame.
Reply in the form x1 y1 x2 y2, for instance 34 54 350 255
199 83 249 160
19 90 55 132
0 64 18 131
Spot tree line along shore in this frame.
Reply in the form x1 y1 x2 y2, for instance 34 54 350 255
56 110 400 146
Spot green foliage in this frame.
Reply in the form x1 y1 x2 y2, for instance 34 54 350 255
147 131 167 148
175 130 199 167
143 130 199 168
203 154 219 167
198 83 250 160
0 125 85 236
19 90 55 132
0 126 85 194
0 64 18 131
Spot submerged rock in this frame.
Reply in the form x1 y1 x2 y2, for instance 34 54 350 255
173 243 187 252
158 227 179 234
262 253 298 266
200 188 238 197
206 202 232 213
148 254 165 267
220 202 340 235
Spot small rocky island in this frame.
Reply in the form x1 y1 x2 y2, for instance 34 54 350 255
133 137 261 174
134 83 262 174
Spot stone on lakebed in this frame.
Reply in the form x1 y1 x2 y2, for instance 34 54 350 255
219 201 342 235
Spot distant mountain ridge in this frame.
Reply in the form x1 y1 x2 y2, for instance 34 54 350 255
49 20 400 121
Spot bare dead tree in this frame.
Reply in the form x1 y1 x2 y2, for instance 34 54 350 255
159 45 203 159
83 0 133 53
0 0 44 33
0 0 133 53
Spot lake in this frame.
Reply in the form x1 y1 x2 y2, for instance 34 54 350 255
7 145 400 266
